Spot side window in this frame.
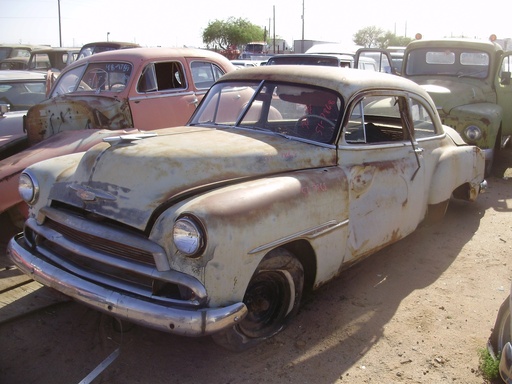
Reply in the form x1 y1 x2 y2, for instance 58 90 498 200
500 54 512 83
345 95 407 143
137 61 186 92
410 99 437 138
191 61 225 89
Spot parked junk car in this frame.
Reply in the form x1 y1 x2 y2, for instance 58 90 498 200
304 43 384 71
401 35 512 175
8 65 486 352
230 59 267 68
0 44 48 62
0 70 47 158
27 47 79 72
266 53 378 70
488 284 512 382
77 41 141 60
0 57 29 70
24 47 235 145
0 48 235 227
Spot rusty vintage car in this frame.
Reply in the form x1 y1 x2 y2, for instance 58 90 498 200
0 70 47 159
0 48 235 227
8 65 486 351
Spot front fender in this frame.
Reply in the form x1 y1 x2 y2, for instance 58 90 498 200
428 145 485 205
445 103 502 148
150 167 350 306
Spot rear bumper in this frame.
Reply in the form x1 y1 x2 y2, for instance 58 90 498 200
7 234 247 337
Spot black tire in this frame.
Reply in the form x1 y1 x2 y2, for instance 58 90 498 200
488 295 511 359
212 248 304 351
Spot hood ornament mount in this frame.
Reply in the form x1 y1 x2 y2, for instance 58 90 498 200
69 183 117 202
103 132 158 146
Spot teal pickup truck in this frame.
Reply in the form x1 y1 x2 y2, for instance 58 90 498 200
401 36 512 175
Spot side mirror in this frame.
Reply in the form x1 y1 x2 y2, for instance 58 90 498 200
501 71 511 85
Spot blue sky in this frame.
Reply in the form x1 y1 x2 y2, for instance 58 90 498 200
2 0 510 49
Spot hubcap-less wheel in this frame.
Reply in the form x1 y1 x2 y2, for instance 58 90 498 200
211 248 304 351
238 269 294 338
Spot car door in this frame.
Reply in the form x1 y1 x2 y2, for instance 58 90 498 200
495 52 512 140
129 59 199 130
339 92 426 264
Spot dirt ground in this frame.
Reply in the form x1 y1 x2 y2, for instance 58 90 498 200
0 149 511 384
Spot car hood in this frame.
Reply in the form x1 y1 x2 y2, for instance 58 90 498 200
25 94 133 145
50 126 337 230
410 78 491 113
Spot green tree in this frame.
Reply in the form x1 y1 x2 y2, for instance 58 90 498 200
353 26 384 48
377 32 413 48
202 17 265 50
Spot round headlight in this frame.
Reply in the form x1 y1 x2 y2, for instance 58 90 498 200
173 216 204 257
18 171 39 205
463 125 482 142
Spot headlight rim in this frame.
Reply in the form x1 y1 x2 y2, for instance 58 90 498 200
172 215 205 258
463 124 482 143
18 170 39 205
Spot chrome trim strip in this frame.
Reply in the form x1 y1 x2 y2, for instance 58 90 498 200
24 217 207 304
129 90 195 101
8 235 247 337
41 207 169 271
249 219 348 254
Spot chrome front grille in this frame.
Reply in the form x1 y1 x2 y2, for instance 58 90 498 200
44 218 157 266
23 206 207 307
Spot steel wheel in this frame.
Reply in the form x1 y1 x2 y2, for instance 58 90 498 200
212 248 304 351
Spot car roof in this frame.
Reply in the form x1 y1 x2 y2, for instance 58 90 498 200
406 38 501 52
0 70 47 81
218 65 429 98
31 47 79 54
67 47 234 70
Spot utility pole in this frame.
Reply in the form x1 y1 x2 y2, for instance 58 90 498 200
301 0 305 53
58 0 62 47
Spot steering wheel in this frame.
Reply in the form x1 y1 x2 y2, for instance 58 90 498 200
294 114 336 139
109 82 126 90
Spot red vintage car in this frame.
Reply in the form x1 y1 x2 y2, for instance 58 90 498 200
0 47 235 227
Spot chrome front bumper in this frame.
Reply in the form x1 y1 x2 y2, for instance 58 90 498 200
7 234 247 337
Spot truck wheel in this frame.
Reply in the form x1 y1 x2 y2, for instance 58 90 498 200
488 295 511 359
211 248 304 351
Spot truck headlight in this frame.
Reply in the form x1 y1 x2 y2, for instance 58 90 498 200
18 171 39 205
463 125 482 142
173 216 204 257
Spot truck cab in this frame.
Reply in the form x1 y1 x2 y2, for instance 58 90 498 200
401 36 512 175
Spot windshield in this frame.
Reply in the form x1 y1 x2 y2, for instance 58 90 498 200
191 80 343 144
405 48 490 78
50 61 133 97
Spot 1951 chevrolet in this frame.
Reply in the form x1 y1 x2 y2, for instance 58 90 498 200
8 65 486 351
